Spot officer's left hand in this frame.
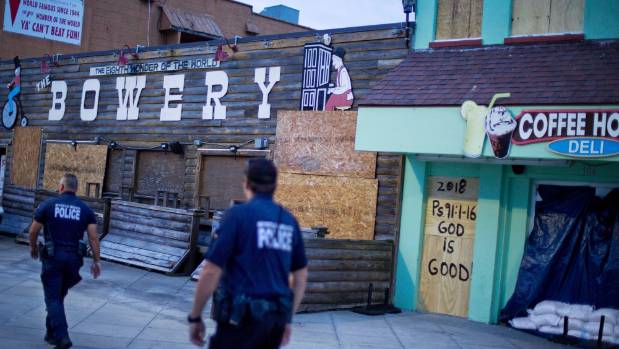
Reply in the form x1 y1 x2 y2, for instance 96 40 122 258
189 320 206 347
281 324 292 346
30 247 38 260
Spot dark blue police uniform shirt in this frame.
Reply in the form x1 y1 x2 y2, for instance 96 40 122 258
34 192 97 248
206 193 307 299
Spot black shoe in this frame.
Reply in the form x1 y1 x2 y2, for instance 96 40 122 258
54 337 72 349
44 332 57 345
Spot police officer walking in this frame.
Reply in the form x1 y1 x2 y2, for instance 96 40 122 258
188 159 308 348
28 173 102 349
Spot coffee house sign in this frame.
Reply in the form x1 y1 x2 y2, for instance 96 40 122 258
512 110 619 158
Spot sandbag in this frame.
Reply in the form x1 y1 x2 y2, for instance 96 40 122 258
530 313 561 327
567 318 585 331
589 308 619 325
539 325 564 335
557 304 593 320
533 301 567 315
509 317 537 330
584 322 614 337
568 330 591 340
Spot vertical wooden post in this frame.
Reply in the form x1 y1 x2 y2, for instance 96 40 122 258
102 198 111 238
185 209 204 274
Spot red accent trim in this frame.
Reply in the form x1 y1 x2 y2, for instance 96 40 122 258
504 34 584 45
511 109 619 145
429 39 482 48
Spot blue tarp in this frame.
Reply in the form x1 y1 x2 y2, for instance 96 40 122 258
500 185 619 321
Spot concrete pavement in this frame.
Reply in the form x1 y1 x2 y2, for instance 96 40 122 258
0 234 567 349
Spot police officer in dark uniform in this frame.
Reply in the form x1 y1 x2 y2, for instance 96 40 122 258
28 173 102 349
188 159 308 349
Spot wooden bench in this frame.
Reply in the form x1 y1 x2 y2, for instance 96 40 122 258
100 200 203 274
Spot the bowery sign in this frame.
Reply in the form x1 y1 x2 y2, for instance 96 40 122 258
48 66 281 121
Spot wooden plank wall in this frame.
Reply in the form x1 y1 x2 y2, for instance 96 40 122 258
193 237 394 312
101 200 202 273
300 238 393 312
0 26 407 241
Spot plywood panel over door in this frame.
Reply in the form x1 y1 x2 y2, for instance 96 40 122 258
276 173 378 240
275 111 376 178
11 127 41 189
199 156 248 211
418 176 479 318
43 143 108 197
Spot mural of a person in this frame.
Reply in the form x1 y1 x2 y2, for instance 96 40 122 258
325 48 354 111
2 56 23 129
7 56 21 101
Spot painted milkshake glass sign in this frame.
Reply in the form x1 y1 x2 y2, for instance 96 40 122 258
3 0 84 45
512 110 619 158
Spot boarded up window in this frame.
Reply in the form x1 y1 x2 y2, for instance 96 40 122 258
103 150 123 194
512 0 584 36
11 127 41 189
135 151 185 197
436 0 483 40
199 156 248 211
43 144 108 197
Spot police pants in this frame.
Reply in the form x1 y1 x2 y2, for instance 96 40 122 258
41 250 83 341
209 312 287 349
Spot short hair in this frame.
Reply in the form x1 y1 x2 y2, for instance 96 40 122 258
245 158 277 195
61 173 78 192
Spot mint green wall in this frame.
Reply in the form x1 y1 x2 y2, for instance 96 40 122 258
584 0 619 39
481 1 511 45
356 106 619 162
413 0 437 49
394 158 619 324
394 157 426 309
413 0 619 48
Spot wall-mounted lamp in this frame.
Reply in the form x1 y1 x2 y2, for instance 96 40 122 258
109 141 118 149
192 139 204 147
228 145 239 153
160 143 169 150
402 0 415 48
70 140 78 150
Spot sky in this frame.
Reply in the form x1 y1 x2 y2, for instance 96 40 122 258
238 0 406 29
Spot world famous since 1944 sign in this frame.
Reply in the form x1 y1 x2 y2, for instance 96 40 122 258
3 0 84 45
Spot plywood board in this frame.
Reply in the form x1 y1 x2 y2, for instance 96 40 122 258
43 144 108 197
512 0 551 36
436 0 456 40
418 176 479 318
199 156 247 210
275 111 376 178
11 127 41 189
275 173 378 240
135 151 185 197
470 0 484 38
549 0 584 34
103 149 123 194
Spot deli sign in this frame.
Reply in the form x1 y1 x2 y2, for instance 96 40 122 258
512 110 619 158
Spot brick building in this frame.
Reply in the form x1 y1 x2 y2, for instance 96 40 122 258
0 0 309 59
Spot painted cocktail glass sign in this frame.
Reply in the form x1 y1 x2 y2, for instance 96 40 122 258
512 110 619 158
3 0 84 45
